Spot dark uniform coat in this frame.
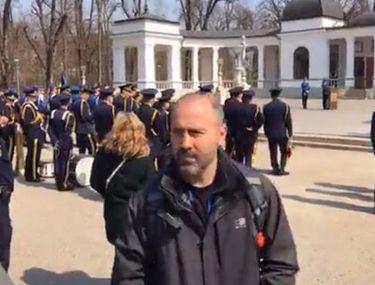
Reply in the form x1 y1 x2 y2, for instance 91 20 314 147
263 99 293 172
21 100 45 181
111 150 299 285
71 99 96 154
49 108 75 189
223 98 242 155
0 104 16 162
93 101 115 142
0 138 14 272
136 104 161 155
114 96 138 113
234 102 263 166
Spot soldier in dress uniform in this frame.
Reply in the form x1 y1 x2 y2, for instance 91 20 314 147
48 93 75 191
0 127 14 272
0 90 18 165
93 87 115 143
21 87 46 182
263 87 293 176
234 89 263 168
136 88 162 158
114 84 138 113
71 86 97 155
223 86 243 158
48 83 60 111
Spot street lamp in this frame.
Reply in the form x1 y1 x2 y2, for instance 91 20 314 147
14 59 20 95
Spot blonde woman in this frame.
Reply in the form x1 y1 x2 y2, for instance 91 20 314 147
90 112 155 244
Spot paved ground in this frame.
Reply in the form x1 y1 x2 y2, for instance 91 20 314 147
7 143 375 285
253 98 375 138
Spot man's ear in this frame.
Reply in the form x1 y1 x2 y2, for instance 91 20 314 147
219 124 227 148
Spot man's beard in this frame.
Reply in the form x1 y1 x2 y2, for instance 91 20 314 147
174 149 213 182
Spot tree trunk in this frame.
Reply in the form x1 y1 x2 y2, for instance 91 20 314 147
0 0 12 88
97 0 103 85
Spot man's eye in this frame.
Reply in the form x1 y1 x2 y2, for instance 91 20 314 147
188 130 203 137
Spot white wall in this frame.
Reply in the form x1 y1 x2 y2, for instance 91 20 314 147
282 17 344 33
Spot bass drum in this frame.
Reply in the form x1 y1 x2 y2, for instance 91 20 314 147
38 161 54 178
69 155 94 187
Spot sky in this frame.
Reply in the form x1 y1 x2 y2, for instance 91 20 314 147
15 0 259 21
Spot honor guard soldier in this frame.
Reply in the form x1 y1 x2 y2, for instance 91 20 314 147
21 86 45 182
0 133 14 272
154 88 174 146
234 89 263 167
136 88 161 157
49 93 75 191
0 90 18 164
114 84 138 113
224 86 243 157
72 86 97 155
48 83 60 111
263 87 293 175
93 87 115 143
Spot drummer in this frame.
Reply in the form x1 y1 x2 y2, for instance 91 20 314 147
48 92 76 191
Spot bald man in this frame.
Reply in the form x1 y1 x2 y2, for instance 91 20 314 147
111 93 299 285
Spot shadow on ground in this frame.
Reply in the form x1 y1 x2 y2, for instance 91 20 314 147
22 268 110 285
314 182 373 194
283 182 374 215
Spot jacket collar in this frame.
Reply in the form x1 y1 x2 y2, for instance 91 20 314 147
159 149 247 203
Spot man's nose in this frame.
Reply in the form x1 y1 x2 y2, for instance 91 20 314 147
180 133 192 149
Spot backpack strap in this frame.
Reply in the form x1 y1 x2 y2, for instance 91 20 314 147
105 158 127 192
245 176 268 249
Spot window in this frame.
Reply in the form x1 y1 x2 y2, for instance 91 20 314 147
293 47 309 79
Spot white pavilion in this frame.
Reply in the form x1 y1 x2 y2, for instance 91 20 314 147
111 0 375 98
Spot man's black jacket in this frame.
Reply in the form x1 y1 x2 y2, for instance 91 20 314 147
111 151 299 285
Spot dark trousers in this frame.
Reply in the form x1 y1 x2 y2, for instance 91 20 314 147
0 198 11 272
225 132 235 158
323 95 330 110
2 136 14 166
54 147 73 188
268 137 288 172
25 138 42 181
302 93 309 109
76 133 97 155
235 133 257 168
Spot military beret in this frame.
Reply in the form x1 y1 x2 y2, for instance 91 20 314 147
243 89 255 100
119 83 133 92
141 88 158 98
58 92 71 104
198 84 214 93
159 88 175 101
269 87 282 97
60 84 70 92
229 86 244 96
70 85 80 94
24 86 37 96
99 87 114 99
4 89 18 100
81 85 95 94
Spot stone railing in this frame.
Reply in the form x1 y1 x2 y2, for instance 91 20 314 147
222 80 236 88
155 81 173 89
182 81 194 89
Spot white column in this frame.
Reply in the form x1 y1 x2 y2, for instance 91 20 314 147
192 46 199 89
112 45 126 86
258 45 264 88
212 47 219 87
171 45 182 89
138 43 155 89
345 36 355 88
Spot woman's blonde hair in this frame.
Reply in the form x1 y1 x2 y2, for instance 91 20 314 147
102 112 150 158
